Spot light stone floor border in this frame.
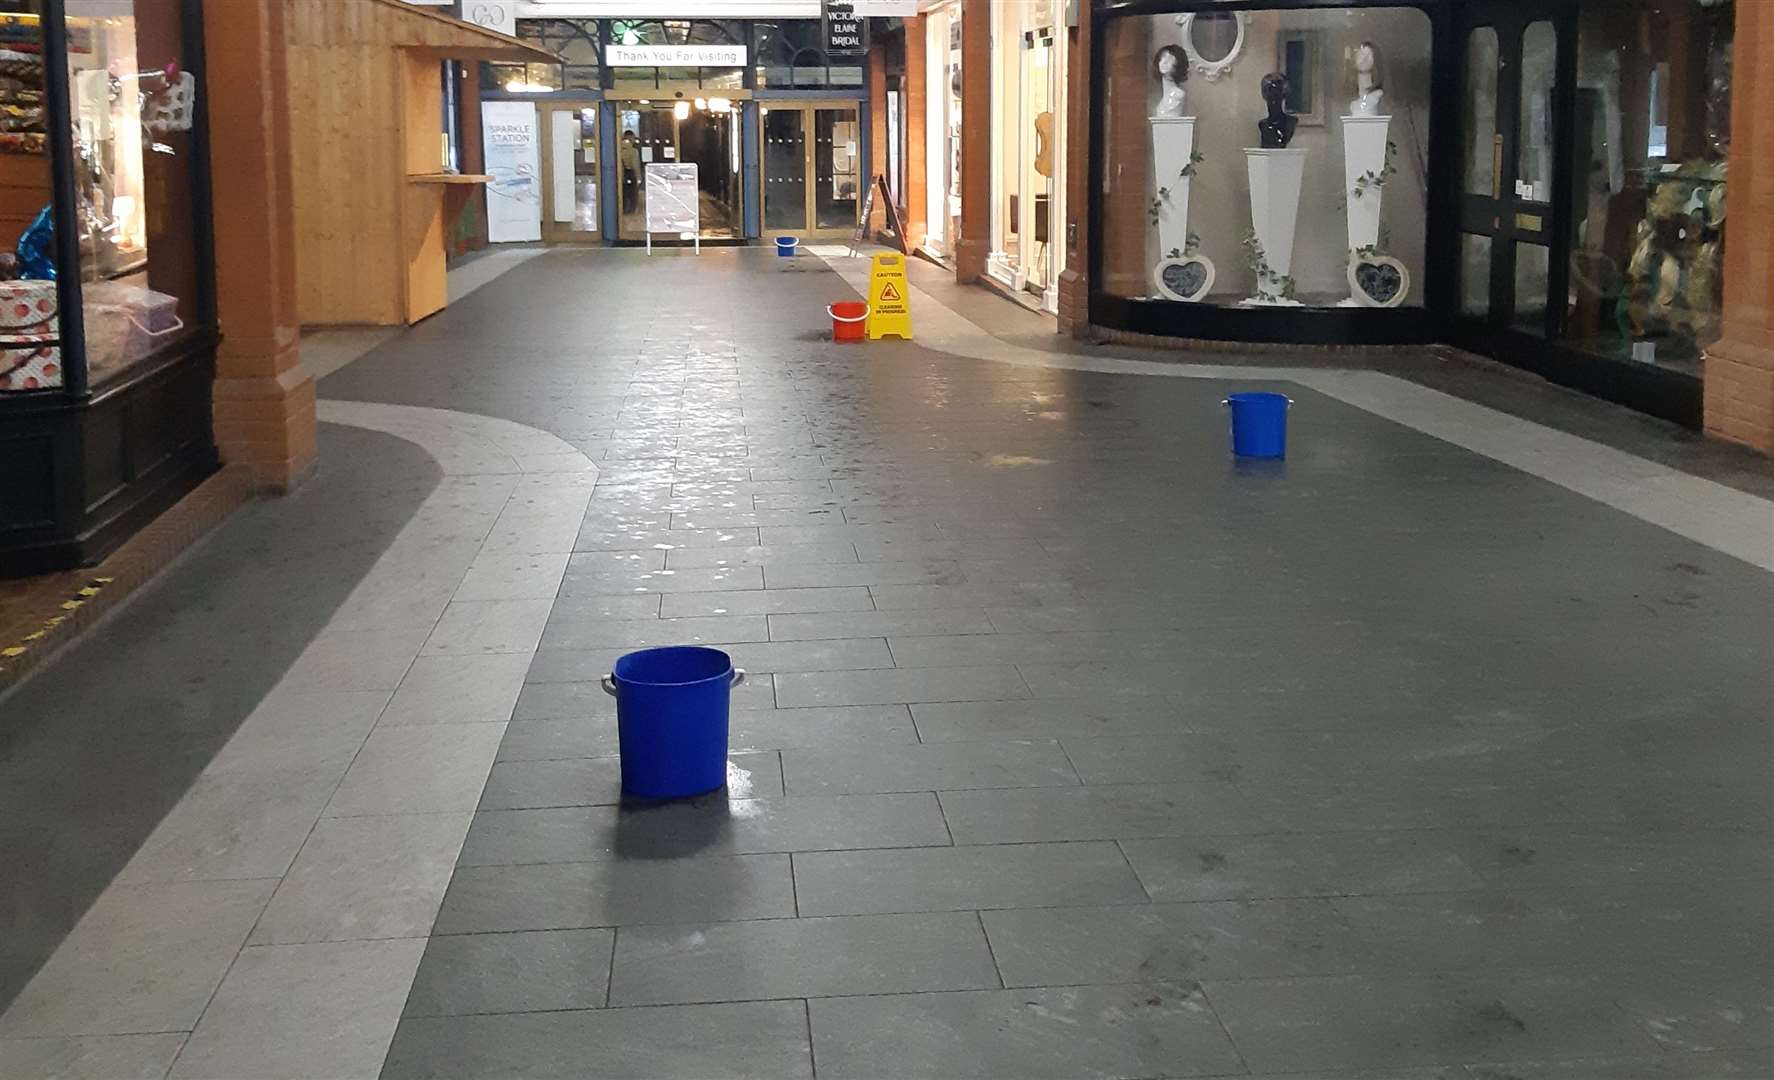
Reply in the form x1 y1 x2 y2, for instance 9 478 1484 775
810 245 1774 573
0 403 595 1080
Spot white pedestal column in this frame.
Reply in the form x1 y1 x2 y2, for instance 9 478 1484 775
1150 117 1213 302
1339 115 1411 307
1242 148 1307 307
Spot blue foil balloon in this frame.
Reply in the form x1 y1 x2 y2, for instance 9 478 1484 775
16 205 56 280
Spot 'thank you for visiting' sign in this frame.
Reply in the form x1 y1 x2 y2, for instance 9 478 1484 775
604 44 747 67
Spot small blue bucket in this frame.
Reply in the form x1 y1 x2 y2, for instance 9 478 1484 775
775 236 799 258
1225 392 1292 458
602 647 745 799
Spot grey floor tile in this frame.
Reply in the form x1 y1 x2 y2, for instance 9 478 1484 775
206 690 389 777
766 609 995 641
808 984 1244 1079
559 564 763 597
0 1034 187 1079
403 929 614 1016
478 752 782 810
433 854 796 933
782 740 1077 795
1202 972 1655 1073
715 637 895 673
420 600 553 656
1120 831 1489 901
168 938 424 1080
574 526 763 551
0 879 274 1037
937 781 1263 844
113 768 339 885
763 561 962 589
283 629 430 692
380 654 530 726
510 681 614 721
659 587 874 618
496 717 619 761
452 552 571 602
911 695 1190 742
538 615 768 651
380 1000 812 1079
1333 882 1772 973
729 705 918 752
250 813 470 945
325 724 505 816
1465 825 1774 891
666 542 858 568
984 899 1372 986
459 792 948 865
794 842 1146 916
775 666 1029 708
610 911 999 1006
538 593 666 625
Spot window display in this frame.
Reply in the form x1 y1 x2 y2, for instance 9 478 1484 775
0 9 55 391
1101 7 1431 310
1565 0 1732 375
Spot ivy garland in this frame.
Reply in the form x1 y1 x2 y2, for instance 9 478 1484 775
1242 231 1297 303
1147 151 1207 227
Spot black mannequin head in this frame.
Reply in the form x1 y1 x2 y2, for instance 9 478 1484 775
1261 72 1289 114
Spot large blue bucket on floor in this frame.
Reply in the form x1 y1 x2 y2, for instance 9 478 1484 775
1224 392 1292 458
775 236 799 258
602 647 744 798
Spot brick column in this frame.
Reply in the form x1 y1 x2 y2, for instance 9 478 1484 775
955 0 991 283
1703 0 1773 452
204 0 316 491
903 16 928 249
1056 11 1091 336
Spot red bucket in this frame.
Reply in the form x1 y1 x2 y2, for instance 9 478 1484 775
828 301 869 343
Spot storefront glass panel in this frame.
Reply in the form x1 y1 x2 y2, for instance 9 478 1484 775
763 107 808 231
616 101 742 242
1564 0 1732 376
0 8 56 393
1099 7 1431 308
923 3 962 258
814 108 859 230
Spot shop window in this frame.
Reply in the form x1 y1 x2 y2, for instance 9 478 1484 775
1565 0 1732 376
0 8 57 393
1100 7 1432 309
755 21 863 90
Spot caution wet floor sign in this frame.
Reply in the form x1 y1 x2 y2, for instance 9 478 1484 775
867 253 912 340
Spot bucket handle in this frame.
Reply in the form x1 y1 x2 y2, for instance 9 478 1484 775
1221 397 1296 406
826 304 871 324
601 667 746 696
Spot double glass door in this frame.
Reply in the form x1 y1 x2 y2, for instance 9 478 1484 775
762 104 861 238
1457 4 1569 336
615 100 743 241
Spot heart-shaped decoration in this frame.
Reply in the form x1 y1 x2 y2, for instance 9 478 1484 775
1154 254 1215 303
1347 254 1410 308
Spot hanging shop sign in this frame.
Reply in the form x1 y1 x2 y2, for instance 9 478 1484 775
604 44 748 67
455 0 516 37
824 0 865 55
482 101 542 243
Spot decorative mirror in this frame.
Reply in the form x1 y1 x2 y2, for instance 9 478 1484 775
1176 12 1250 82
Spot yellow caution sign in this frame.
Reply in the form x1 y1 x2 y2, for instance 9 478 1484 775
867 253 912 340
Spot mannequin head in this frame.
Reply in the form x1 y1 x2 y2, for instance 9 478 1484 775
1261 71 1289 113
1154 44 1188 86
1350 41 1384 91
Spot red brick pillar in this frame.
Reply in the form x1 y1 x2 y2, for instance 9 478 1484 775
1097 17 1151 303
204 0 316 490
904 16 929 248
1703 0 1774 452
1057 10 1092 336
955 0 992 283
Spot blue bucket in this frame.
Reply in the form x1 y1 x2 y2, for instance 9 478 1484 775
1225 392 1291 458
601 647 745 798
775 236 799 258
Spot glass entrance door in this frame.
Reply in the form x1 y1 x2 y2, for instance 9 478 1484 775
615 100 742 242
760 103 861 239
1457 6 1567 336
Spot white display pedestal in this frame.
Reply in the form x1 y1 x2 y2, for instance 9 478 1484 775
1339 116 1410 307
1149 117 1213 302
1241 148 1307 307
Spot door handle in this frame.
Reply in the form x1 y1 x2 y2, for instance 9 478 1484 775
1492 135 1504 201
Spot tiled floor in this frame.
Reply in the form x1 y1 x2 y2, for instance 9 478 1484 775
2 246 1772 1078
